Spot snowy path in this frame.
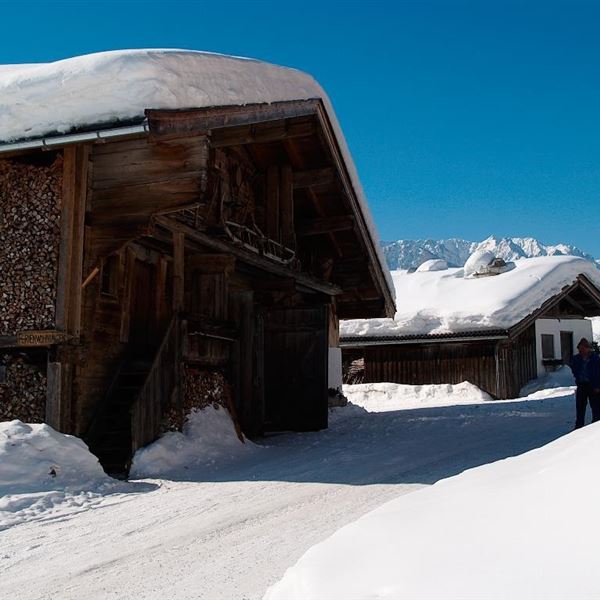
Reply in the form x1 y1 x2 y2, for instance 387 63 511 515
0 391 576 600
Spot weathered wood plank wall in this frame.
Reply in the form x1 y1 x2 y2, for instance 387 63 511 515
364 340 499 397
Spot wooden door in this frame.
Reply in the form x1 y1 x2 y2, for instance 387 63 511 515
263 306 328 432
560 331 574 365
129 260 158 357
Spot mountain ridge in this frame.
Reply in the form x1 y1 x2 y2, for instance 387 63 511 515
381 236 599 271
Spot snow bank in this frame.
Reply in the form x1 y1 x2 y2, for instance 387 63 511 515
265 422 600 600
0 420 109 495
519 365 575 398
130 406 259 478
341 256 600 337
344 381 492 412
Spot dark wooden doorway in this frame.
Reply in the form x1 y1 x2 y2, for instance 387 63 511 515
263 306 328 432
129 259 158 358
560 331 574 365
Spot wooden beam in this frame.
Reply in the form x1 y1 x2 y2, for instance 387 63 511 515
153 216 341 296
173 231 185 311
266 165 280 242
304 186 343 259
331 257 369 276
156 256 168 324
119 248 136 343
46 348 74 432
81 266 100 290
279 164 295 249
56 144 89 337
146 100 320 139
336 299 386 319
314 104 396 317
562 294 587 314
211 119 316 148
297 215 355 237
293 167 335 189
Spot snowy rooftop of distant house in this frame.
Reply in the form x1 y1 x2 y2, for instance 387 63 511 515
0 48 392 295
341 255 600 339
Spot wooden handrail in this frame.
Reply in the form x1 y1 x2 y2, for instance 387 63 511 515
130 313 183 453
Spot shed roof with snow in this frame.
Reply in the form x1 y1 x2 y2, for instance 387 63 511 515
341 256 600 342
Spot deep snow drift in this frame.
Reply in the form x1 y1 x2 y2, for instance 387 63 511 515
0 420 117 531
344 380 492 412
131 405 260 478
0 420 109 494
266 415 600 600
342 255 600 337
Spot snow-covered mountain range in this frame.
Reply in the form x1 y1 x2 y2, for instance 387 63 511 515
381 236 599 271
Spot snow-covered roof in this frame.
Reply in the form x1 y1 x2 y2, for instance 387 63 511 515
0 49 394 300
0 49 327 143
341 256 600 339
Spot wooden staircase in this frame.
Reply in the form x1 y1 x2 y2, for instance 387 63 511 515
86 360 152 475
84 315 182 476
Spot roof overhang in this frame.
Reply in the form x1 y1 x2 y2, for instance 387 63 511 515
340 330 509 348
508 274 600 338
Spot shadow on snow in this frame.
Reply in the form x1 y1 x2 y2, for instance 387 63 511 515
145 393 577 487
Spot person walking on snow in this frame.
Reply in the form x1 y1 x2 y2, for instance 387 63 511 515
570 338 600 428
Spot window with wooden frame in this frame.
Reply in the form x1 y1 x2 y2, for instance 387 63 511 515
100 254 119 298
541 334 555 359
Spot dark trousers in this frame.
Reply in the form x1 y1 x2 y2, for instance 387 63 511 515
575 382 600 428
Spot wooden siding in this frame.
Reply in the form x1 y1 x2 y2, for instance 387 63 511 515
497 325 537 399
361 325 538 399
365 340 499 396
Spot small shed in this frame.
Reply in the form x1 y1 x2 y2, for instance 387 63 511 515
341 256 600 398
0 50 394 472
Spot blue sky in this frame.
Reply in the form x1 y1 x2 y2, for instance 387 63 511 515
4 1 600 252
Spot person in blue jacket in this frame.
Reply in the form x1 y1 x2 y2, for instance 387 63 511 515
570 338 600 428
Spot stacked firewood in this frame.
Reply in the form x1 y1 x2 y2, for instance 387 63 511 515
161 368 230 432
0 157 62 336
183 368 227 411
0 354 46 422
343 357 365 385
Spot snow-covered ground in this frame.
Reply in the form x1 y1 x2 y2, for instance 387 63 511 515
267 384 599 600
0 382 582 600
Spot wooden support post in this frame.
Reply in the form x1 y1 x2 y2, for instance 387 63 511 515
46 350 73 432
56 145 89 337
279 164 295 249
173 231 185 312
49 145 89 432
266 165 280 242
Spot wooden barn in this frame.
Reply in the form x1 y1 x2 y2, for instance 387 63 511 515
341 257 600 398
0 51 394 473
